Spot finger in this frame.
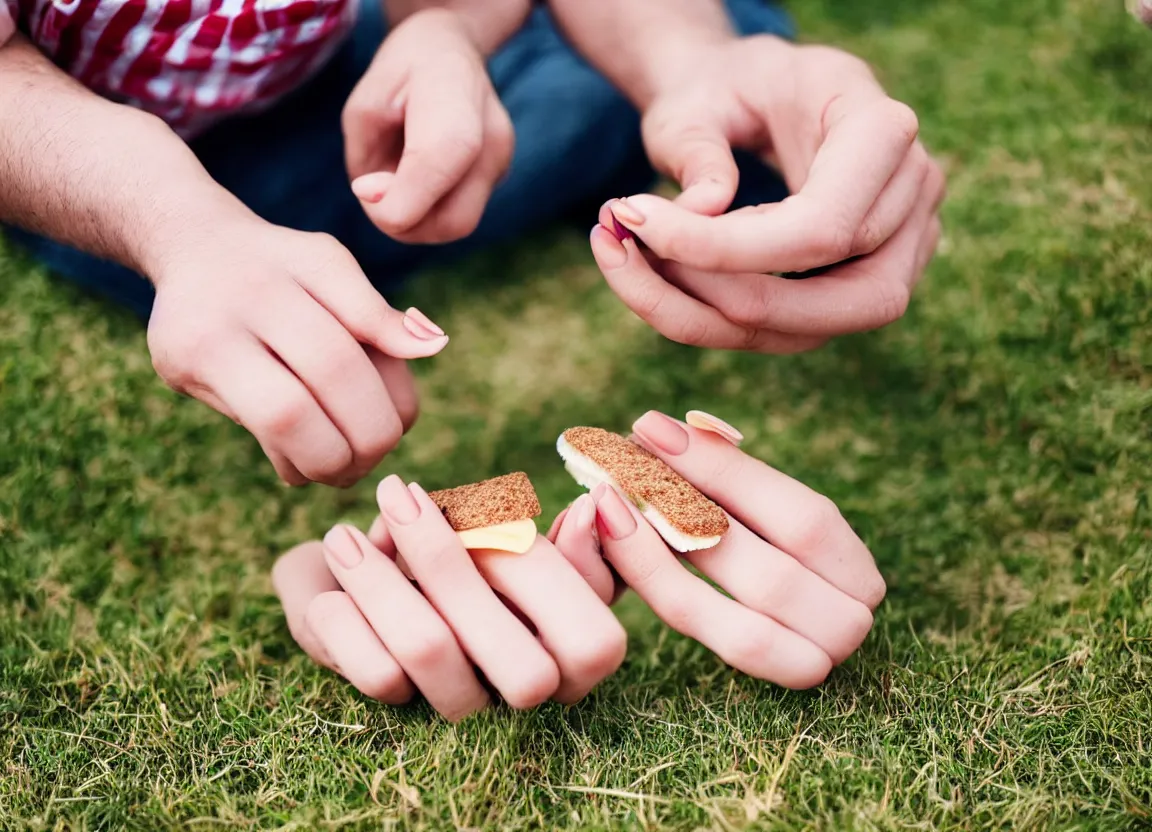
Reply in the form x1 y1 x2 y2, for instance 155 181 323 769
342 69 406 180
377 476 561 709
205 338 353 485
323 524 490 721
272 541 340 668
254 286 403 482
687 520 874 664
551 494 615 605
382 97 513 245
661 184 939 337
590 225 826 353
853 142 929 257
593 486 832 689
366 513 396 555
546 505 571 544
374 58 487 233
474 536 627 704
306 591 416 704
629 410 886 609
644 111 738 215
612 97 918 274
367 351 419 432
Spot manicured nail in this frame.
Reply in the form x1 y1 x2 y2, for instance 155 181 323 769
594 487 637 540
350 176 387 203
610 198 646 227
685 410 744 446
377 475 420 525
575 492 596 529
632 411 690 456
402 307 446 340
406 481 431 505
590 226 628 270
323 525 363 570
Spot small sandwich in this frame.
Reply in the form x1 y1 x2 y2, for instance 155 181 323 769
557 427 728 552
429 472 542 554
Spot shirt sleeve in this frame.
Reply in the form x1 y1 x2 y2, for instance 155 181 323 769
0 0 16 47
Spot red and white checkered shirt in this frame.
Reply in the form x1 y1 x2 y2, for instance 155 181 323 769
0 0 357 137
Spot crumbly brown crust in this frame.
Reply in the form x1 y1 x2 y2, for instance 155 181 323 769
429 472 541 531
562 427 728 538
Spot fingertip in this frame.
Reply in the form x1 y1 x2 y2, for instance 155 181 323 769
590 225 628 270
351 171 393 204
675 180 735 216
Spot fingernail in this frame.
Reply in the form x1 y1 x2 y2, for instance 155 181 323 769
610 214 633 242
406 481 431 505
402 307 446 340
685 410 744 446
594 487 637 541
590 225 628 270
611 198 646 227
377 475 420 525
323 525 363 570
575 493 596 529
632 411 690 456
351 176 386 204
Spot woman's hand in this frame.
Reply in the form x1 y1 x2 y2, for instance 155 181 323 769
551 410 886 689
273 476 626 720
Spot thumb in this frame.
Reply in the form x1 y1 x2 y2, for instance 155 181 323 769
647 117 739 216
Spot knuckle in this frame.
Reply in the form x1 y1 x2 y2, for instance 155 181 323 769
355 665 409 703
862 575 888 610
780 496 843 554
874 281 911 325
438 209 483 242
654 592 699 638
502 659 560 710
261 393 312 440
565 623 628 682
666 313 714 348
749 561 805 616
843 602 876 653
401 629 456 671
880 99 920 145
396 396 419 432
148 325 211 389
726 628 776 674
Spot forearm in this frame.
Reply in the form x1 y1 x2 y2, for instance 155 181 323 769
383 0 531 55
549 0 735 108
0 36 253 281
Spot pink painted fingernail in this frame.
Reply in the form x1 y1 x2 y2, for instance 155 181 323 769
685 410 744 446
610 198 646 227
594 487 637 541
377 475 420 525
402 307 446 340
323 525 363 569
632 411 690 456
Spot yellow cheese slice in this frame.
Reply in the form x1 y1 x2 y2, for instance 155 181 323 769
457 519 538 554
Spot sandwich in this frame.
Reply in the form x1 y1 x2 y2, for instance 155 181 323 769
556 427 728 552
429 471 541 554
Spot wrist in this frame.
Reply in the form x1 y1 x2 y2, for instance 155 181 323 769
388 2 530 56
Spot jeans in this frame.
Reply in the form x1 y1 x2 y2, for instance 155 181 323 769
4 0 794 320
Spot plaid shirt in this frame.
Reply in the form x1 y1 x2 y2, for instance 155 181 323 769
0 0 357 137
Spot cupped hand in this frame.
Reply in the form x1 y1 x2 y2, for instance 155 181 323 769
147 216 446 486
273 475 627 720
592 36 945 352
343 8 514 244
551 411 886 689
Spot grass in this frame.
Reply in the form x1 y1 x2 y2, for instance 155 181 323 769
2 0 1151 829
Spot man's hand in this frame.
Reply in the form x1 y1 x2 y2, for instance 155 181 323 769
550 410 886 689
343 8 514 244
592 37 945 353
147 216 447 487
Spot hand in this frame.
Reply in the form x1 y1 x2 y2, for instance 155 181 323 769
591 37 945 353
343 8 515 244
147 215 447 486
551 411 886 689
273 476 627 720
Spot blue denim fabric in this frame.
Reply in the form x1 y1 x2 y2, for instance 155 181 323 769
4 0 794 320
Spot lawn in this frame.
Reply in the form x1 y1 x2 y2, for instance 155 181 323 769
2 0 1151 829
